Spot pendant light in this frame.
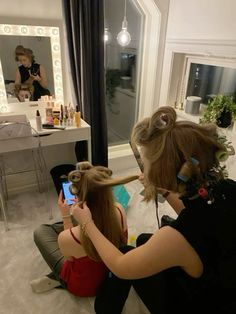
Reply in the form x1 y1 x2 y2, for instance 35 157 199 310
104 27 112 44
117 0 131 47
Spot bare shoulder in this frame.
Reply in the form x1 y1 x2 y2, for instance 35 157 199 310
115 202 126 215
58 226 86 259
115 202 127 228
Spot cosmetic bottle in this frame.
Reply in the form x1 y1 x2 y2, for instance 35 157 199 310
36 110 42 131
74 105 81 127
53 117 60 126
60 105 64 125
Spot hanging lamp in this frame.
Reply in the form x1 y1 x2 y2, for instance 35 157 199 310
117 0 131 46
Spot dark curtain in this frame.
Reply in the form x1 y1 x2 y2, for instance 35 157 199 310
62 0 108 166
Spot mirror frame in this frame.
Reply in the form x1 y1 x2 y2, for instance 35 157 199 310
0 23 64 112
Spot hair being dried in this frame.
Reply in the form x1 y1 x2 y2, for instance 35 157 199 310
131 106 227 201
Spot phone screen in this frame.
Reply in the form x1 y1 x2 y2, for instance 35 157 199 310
62 181 74 205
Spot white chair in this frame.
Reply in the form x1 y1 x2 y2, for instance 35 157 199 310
0 121 52 231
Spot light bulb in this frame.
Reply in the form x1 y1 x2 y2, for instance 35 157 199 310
117 29 131 46
104 28 112 44
117 19 131 47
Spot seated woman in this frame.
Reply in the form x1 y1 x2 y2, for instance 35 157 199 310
32 162 138 297
15 45 50 101
14 83 34 102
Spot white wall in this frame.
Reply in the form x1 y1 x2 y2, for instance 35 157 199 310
0 0 62 20
158 0 236 179
166 0 236 40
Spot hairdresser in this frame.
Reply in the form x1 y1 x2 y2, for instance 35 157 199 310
72 106 236 314
15 45 50 101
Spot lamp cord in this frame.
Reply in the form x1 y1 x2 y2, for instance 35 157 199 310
155 195 161 229
124 0 127 19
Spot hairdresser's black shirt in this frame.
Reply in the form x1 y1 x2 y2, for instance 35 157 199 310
19 62 50 100
169 179 236 313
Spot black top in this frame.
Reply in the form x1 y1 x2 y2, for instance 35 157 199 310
18 62 50 100
170 179 236 312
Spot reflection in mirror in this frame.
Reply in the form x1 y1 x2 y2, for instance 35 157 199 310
186 63 236 104
0 35 54 103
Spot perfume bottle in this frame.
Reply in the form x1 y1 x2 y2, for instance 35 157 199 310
36 110 42 131
74 105 81 127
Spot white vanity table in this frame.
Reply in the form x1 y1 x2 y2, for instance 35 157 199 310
0 102 91 158
0 102 91 230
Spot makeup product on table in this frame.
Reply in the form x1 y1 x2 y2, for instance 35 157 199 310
42 123 65 130
53 117 60 125
60 105 64 126
45 107 53 122
74 105 81 127
36 110 42 131
68 103 74 126
63 105 68 126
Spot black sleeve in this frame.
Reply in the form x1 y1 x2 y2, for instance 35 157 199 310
170 206 207 264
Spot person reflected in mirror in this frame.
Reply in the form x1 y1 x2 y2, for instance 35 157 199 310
15 82 34 102
15 45 50 101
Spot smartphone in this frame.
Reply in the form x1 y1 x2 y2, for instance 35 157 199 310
129 141 144 172
61 181 74 205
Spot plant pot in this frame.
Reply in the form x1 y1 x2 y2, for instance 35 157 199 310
216 109 232 128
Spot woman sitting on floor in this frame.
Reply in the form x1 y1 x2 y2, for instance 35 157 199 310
31 162 138 297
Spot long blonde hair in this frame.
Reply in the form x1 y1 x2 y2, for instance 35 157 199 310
132 106 228 201
68 162 138 261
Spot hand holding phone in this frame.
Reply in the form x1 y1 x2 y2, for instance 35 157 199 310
58 190 71 217
61 181 74 205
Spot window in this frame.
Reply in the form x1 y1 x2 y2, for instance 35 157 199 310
186 62 236 104
104 0 143 145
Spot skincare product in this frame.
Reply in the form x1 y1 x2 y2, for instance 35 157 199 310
53 117 60 125
36 110 42 131
63 105 68 126
60 105 64 125
68 103 74 126
74 105 81 127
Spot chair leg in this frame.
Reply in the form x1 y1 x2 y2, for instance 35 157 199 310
32 150 43 193
0 156 8 201
0 178 9 231
37 147 53 220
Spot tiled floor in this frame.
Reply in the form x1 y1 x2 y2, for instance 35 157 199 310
0 169 176 314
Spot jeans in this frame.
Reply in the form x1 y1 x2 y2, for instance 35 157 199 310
34 222 65 281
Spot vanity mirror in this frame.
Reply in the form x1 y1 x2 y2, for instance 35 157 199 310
0 24 64 112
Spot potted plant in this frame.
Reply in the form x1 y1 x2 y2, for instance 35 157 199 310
200 94 236 128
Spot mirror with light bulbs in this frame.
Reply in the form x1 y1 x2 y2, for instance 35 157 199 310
0 24 64 112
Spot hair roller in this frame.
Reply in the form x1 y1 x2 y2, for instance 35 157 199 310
69 184 79 195
76 161 93 171
68 170 82 183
